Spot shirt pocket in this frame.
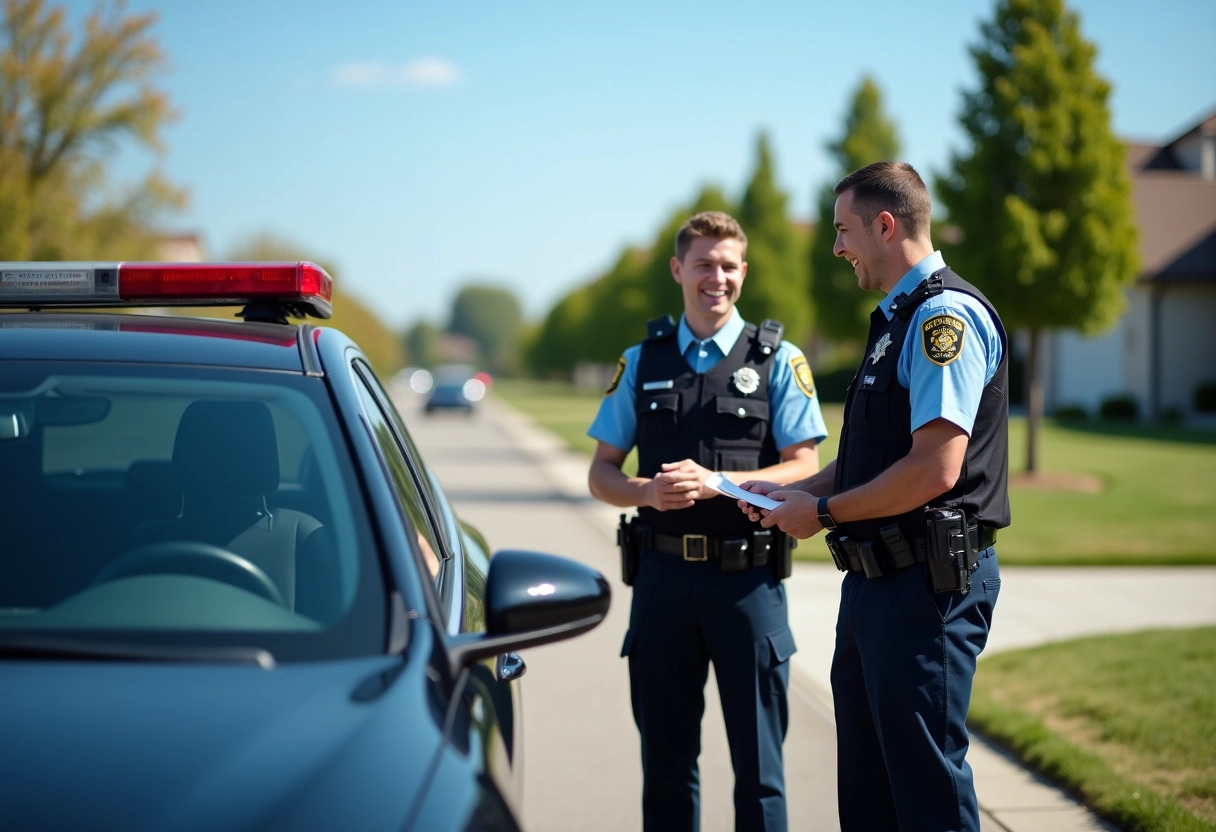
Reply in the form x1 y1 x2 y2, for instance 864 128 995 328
714 396 769 444
637 391 680 446
854 369 894 430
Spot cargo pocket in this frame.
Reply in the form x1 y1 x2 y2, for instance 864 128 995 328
766 626 797 665
620 627 636 658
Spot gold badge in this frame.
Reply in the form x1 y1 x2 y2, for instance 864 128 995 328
605 356 626 395
922 314 966 365
791 355 815 398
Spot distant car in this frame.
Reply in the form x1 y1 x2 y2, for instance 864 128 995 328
425 367 486 414
0 261 610 832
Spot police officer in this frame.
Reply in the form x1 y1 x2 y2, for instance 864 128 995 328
588 210 827 832
739 161 1009 831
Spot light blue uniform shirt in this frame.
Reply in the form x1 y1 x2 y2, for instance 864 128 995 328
881 251 1004 435
588 310 829 452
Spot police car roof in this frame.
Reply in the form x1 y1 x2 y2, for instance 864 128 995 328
0 311 314 372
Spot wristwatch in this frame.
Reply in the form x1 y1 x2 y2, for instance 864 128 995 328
817 496 839 531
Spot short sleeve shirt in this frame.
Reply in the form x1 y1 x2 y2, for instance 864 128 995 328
881 251 1004 435
588 310 829 452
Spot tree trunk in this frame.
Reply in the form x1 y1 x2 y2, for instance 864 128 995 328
1025 327 1042 474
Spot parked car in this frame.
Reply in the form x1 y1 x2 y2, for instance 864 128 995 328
425 365 486 414
0 261 610 832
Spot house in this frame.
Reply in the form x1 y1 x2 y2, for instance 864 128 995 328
1041 108 1216 421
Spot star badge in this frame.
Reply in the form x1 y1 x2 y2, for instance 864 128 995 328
870 333 892 365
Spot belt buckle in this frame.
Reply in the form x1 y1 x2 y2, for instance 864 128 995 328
683 534 708 562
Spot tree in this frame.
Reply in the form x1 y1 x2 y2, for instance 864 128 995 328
737 132 810 346
0 0 184 259
225 232 405 377
936 0 1139 474
403 320 442 369
448 284 524 376
808 75 901 356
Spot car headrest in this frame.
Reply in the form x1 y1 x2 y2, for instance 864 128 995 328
173 401 279 494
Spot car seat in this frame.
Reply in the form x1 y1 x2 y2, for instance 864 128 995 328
127 400 338 619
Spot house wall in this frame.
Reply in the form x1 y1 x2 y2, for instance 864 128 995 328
1044 283 1216 418
1157 284 1216 414
1046 313 1128 415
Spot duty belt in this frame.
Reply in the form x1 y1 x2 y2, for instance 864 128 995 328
827 525 996 575
649 529 777 563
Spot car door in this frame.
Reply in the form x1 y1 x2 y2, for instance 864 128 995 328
349 360 524 818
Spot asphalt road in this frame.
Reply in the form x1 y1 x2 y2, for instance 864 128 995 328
399 395 842 832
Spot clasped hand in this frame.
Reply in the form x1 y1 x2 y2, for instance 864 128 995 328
647 459 715 511
735 481 825 539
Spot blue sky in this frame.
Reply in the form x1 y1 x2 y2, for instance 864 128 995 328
72 0 1216 331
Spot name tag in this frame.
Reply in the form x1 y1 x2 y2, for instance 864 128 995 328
642 380 674 391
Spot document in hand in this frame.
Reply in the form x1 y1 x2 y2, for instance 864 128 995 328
703 471 782 511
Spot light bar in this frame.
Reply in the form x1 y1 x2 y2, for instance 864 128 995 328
0 262 333 319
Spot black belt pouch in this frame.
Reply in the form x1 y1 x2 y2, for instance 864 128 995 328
720 537 751 572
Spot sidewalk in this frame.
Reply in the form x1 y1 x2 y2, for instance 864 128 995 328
486 395 1216 832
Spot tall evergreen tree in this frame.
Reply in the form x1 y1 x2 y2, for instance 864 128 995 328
936 0 1139 473
808 76 901 353
737 132 810 345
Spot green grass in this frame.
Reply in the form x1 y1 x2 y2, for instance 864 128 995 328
493 379 1216 831
971 627 1216 831
491 378 1216 565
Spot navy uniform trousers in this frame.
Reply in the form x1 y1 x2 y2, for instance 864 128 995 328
831 547 1001 832
621 547 796 832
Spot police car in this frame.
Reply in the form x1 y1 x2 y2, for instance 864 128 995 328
0 262 610 831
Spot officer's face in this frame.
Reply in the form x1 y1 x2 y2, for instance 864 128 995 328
670 236 747 333
833 189 887 293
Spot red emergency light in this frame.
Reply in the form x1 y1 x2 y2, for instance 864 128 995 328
0 261 333 321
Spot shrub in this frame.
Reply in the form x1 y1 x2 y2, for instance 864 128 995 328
1193 381 1216 413
1053 405 1089 422
1098 394 1139 421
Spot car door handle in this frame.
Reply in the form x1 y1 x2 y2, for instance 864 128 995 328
499 652 526 682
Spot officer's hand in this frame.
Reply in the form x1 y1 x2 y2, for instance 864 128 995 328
736 480 779 523
652 459 715 505
757 490 823 539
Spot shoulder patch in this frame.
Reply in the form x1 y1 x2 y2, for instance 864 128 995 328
790 355 815 399
605 356 626 395
922 314 966 366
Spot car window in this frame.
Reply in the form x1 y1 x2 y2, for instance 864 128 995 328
0 360 386 662
351 369 447 588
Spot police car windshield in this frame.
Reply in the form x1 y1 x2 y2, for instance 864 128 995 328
0 360 386 662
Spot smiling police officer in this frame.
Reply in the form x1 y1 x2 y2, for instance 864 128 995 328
739 162 1010 832
587 211 827 832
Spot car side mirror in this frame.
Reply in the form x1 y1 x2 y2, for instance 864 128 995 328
445 549 610 675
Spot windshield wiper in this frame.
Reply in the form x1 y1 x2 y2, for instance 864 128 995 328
0 635 275 668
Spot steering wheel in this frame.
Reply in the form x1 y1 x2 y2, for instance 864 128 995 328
92 541 287 607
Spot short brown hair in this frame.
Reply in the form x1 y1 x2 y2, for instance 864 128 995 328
674 211 748 261
834 161 932 240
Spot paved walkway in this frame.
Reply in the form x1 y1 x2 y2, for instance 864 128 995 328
411 392 1216 831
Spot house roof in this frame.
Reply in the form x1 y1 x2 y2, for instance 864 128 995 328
1129 108 1216 284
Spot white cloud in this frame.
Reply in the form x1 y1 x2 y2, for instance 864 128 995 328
332 58 461 89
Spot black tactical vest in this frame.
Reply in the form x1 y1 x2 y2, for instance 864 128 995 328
635 316 782 537
832 268 1011 540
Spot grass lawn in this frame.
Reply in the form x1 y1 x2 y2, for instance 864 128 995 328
491 379 1216 565
490 378 1216 830
971 626 1216 831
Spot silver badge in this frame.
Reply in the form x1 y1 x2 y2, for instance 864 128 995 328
733 367 761 395
869 333 892 365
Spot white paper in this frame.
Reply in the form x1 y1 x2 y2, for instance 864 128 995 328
703 471 782 511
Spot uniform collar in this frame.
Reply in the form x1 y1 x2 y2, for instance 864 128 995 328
878 250 945 321
678 309 745 357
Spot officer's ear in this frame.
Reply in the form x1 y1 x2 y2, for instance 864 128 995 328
670 255 683 283
877 211 896 239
